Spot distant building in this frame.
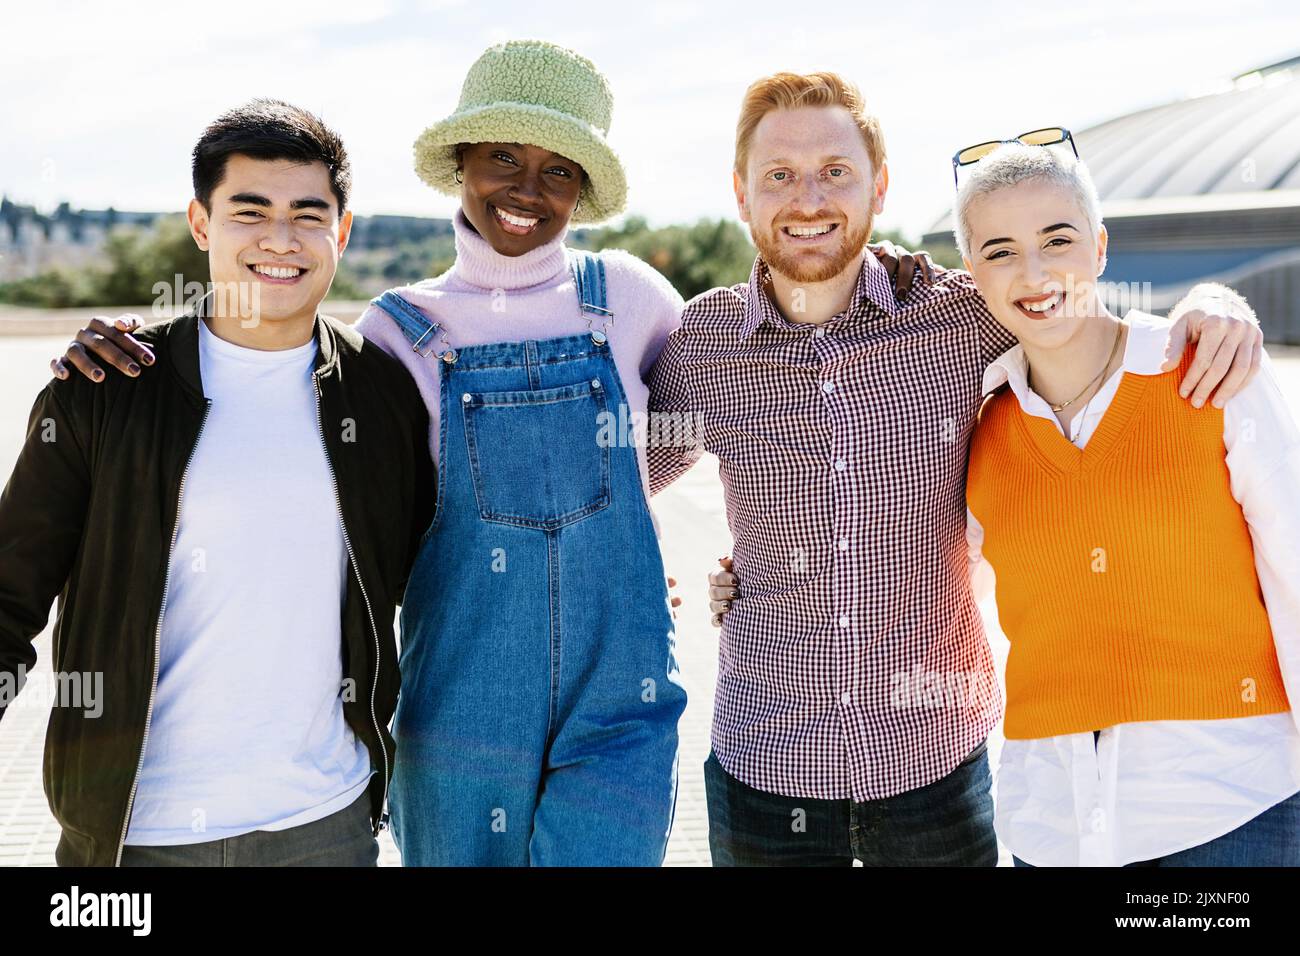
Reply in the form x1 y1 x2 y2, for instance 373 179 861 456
0 198 160 282
924 55 1300 344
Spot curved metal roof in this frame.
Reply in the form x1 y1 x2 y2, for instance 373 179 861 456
925 56 1300 235
1077 56 1300 201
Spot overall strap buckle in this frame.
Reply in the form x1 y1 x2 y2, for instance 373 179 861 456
371 291 457 364
569 250 614 346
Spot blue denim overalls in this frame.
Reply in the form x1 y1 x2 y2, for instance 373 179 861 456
371 251 687 866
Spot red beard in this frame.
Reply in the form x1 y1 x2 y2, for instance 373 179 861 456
751 210 874 285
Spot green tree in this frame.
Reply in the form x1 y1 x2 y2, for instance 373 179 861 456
0 268 98 308
95 214 210 305
573 216 756 300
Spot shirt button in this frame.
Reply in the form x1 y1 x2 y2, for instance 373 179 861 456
834 458 847 472
838 537 849 551
840 691 852 706
462 393 472 403
838 614 850 629
821 381 835 394
814 327 826 338
591 378 602 389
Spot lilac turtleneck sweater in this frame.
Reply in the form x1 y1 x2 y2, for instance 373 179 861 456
353 210 684 509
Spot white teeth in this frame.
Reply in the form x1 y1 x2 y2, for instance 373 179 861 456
494 207 540 228
1021 292 1062 313
253 264 302 279
786 224 833 237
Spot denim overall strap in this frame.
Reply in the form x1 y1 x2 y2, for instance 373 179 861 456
568 249 614 343
568 249 609 318
370 290 449 357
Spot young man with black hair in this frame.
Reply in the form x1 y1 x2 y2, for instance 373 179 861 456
0 99 433 866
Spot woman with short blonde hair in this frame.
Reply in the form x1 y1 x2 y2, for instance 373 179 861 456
959 141 1300 866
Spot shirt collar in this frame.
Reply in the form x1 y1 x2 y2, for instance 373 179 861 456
169 290 333 398
738 248 899 342
980 309 1173 401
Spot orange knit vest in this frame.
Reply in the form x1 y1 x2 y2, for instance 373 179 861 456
967 351 1289 740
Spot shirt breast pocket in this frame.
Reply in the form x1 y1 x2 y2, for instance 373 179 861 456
461 380 611 530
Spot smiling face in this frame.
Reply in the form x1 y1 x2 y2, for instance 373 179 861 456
734 104 887 285
962 178 1108 351
188 153 350 328
458 142 584 256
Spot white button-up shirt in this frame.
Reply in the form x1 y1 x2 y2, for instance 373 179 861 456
967 310 1300 866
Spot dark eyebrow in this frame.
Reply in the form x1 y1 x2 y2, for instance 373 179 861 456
227 192 271 207
981 221 1081 251
226 193 331 212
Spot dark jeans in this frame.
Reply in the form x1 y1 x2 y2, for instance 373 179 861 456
117 789 379 867
704 739 997 866
1013 788 1300 867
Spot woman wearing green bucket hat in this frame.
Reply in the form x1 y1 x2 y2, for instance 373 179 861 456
356 39 691 866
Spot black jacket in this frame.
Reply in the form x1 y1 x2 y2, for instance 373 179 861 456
0 307 434 866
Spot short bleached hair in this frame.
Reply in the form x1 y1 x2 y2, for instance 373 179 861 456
954 142 1103 262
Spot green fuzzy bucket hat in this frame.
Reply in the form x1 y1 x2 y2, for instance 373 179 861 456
413 39 628 225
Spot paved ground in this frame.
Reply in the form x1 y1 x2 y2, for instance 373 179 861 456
2 332 1297 867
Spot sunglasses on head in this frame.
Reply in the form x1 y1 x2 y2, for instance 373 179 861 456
951 127 1078 188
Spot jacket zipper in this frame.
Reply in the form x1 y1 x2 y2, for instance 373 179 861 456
312 373 390 835
115 399 211 866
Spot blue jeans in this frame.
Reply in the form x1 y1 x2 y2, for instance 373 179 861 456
379 272 686 867
1013 788 1300 867
704 739 997 866
117 789 378 866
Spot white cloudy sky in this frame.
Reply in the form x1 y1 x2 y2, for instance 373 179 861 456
2 0 1296 238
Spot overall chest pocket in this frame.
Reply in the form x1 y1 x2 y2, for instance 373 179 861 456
461 379 612 530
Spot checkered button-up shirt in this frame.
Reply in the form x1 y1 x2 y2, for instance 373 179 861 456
647 250 1018 801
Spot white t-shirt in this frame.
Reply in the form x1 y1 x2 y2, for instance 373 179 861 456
125 318 372 846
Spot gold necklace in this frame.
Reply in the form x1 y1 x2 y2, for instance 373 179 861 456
1031 320 1125 413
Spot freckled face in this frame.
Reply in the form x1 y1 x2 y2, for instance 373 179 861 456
735 105 886 284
